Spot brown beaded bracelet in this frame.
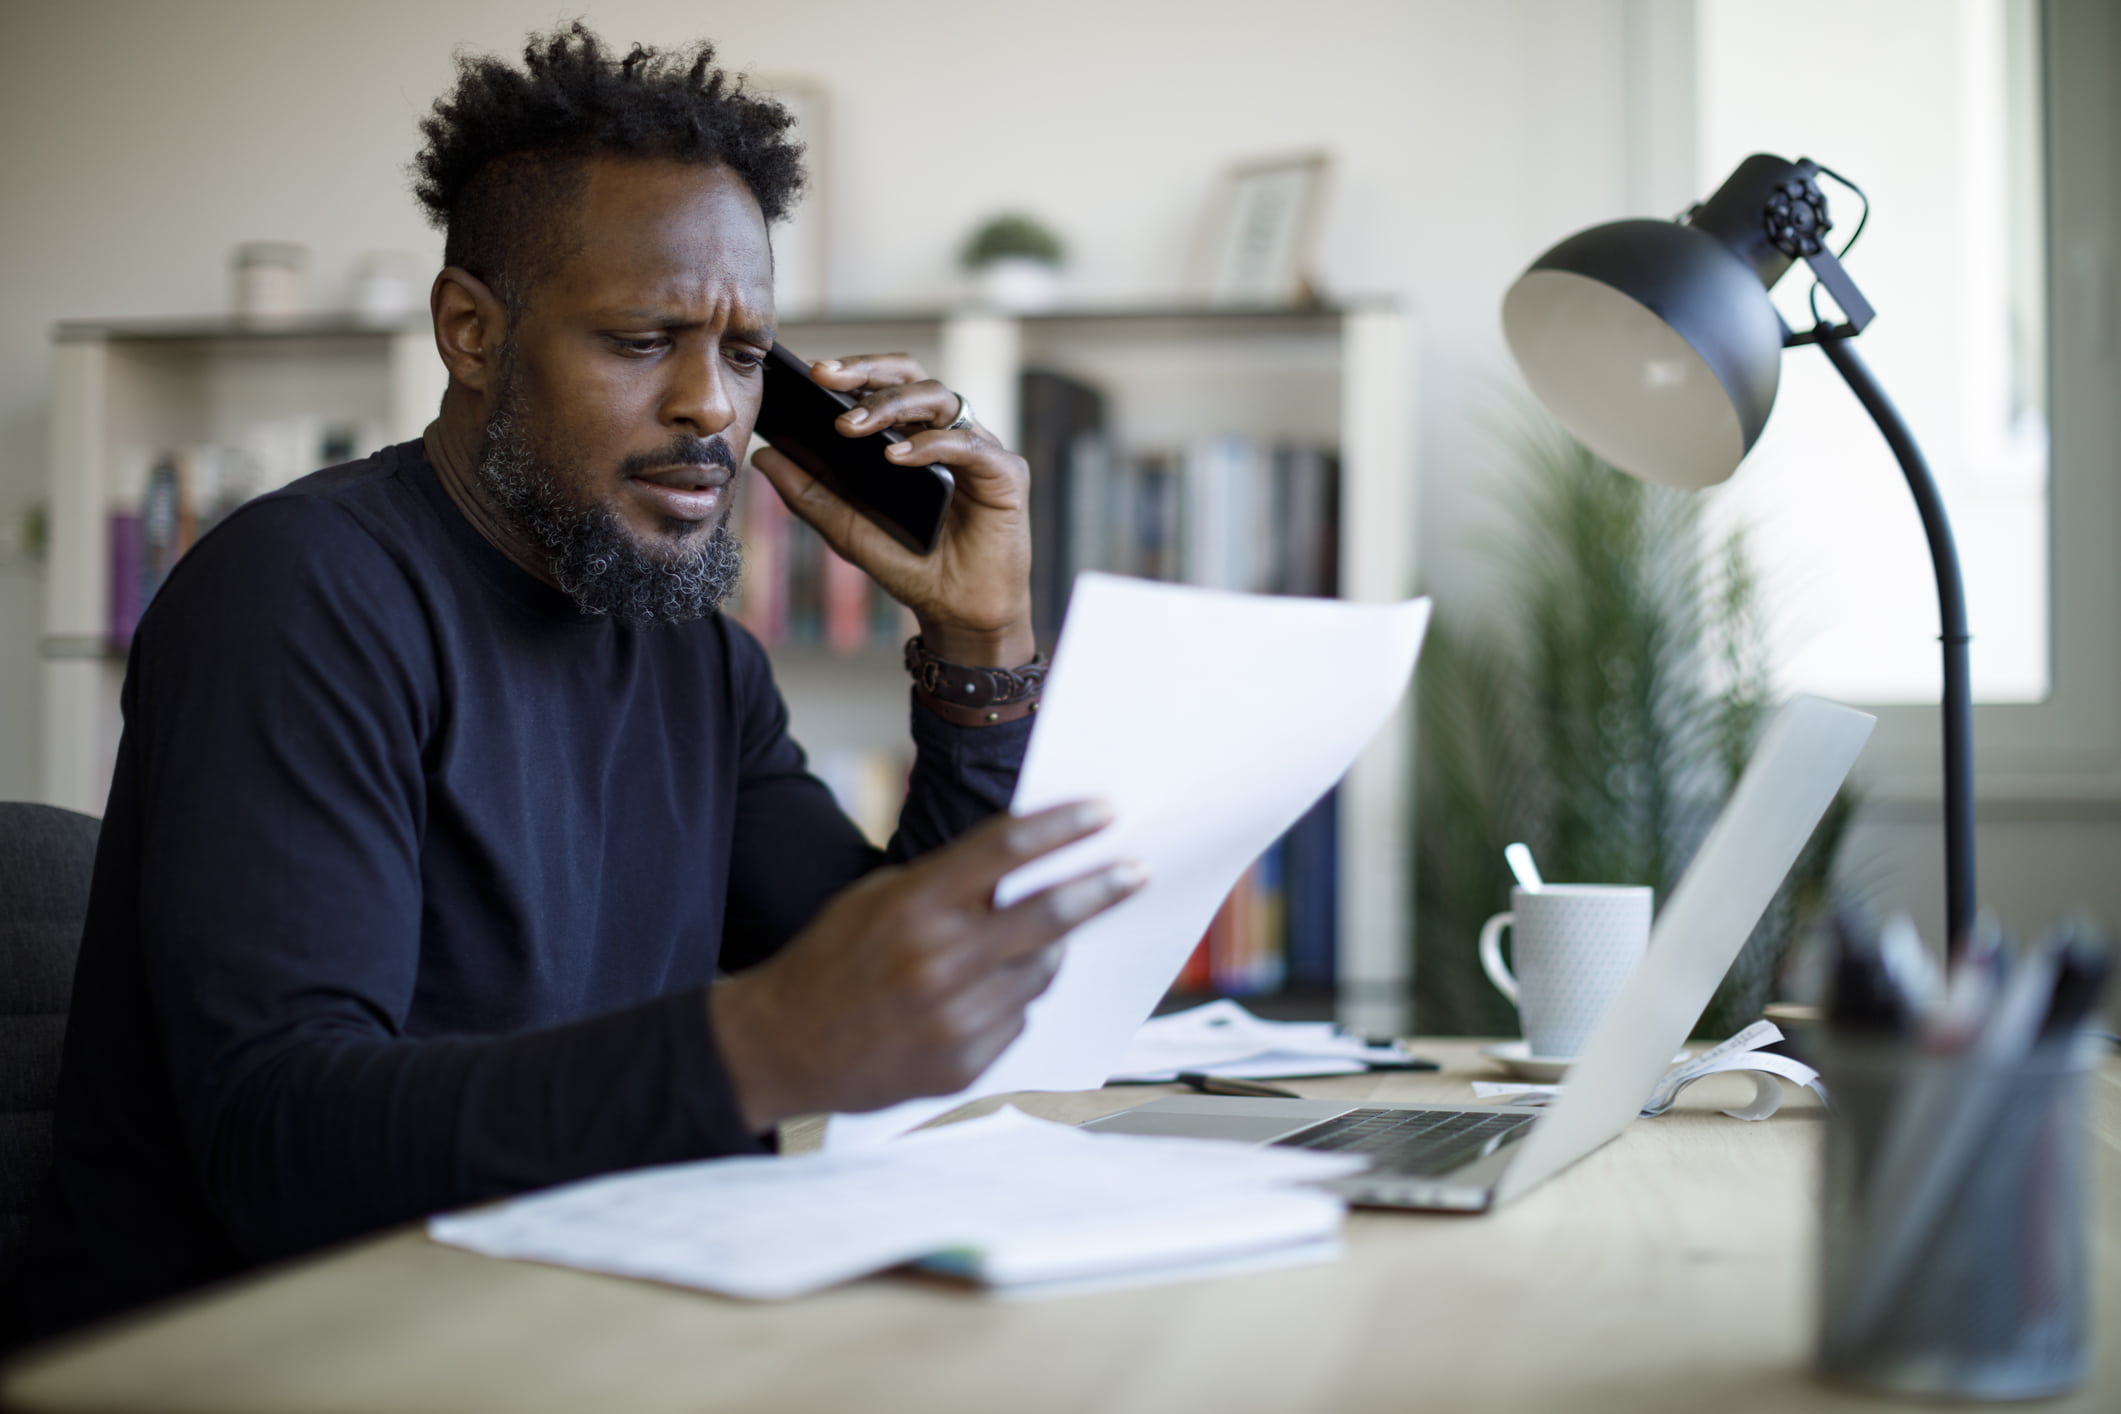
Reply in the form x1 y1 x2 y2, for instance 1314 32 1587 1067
904 635 1046 726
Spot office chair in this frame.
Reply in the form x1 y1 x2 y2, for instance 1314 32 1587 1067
0 803 97 1278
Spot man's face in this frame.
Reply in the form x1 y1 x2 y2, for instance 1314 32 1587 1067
478 157 776 623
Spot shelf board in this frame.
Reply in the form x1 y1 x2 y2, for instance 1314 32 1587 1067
40 634 125 662
53 313 421 345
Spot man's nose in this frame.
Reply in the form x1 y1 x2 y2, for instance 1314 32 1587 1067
661 346 738 438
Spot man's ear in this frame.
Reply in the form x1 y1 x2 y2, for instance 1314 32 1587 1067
430 267 508 394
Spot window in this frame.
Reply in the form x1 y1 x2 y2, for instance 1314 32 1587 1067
1694 0 2049 705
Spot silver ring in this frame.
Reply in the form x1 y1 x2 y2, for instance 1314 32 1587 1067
942 392 976 432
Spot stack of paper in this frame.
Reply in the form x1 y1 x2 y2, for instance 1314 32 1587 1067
430 1108 1367 1301
1109 999 1411 1082
1473 1021 1827 1121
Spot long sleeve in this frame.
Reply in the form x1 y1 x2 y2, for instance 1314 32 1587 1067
711 624 1034 972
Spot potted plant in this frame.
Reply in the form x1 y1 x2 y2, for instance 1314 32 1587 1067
1413 419 1859 1040
960 211 1066 312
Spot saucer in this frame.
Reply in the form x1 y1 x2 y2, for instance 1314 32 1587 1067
1480 1040 1693 1084
1479 1041 1575 1083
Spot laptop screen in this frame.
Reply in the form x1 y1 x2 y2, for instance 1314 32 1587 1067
1494 695 1874 1204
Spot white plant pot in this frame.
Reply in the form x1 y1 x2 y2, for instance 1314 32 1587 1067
973 257 1063 313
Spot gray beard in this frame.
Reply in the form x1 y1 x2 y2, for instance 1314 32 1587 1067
476 379 743 627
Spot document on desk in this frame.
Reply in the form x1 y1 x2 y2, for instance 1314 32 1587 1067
1471 1022 1829 1121
828 574 1431 1149
429 1107 1365 1301
1107 998 1409 1081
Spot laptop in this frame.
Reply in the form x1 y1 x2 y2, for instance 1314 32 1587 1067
1082 695 1875 1212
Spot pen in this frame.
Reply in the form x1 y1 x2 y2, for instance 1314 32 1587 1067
2034 921 2113 1047
1333 1026 1442 1070
1929 913 2009 1050
1877 912 1943 1014
1177 1072 1303 1099
1825 908 1916 1039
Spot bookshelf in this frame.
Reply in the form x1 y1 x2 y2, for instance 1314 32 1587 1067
40 315 447 818
41 302 1418 1034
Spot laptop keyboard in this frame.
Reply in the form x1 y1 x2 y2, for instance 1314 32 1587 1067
1271 1107 1537 1176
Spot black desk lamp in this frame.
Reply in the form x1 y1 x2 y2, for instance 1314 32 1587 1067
1499 152 1975 954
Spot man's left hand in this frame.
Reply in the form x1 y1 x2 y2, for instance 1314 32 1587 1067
748 353 1035 668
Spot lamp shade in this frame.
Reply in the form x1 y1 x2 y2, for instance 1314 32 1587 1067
1502 218 1786 489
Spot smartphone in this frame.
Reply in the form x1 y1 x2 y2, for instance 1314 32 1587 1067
753 343 955 555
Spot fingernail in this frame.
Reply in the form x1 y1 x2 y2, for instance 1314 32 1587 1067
1067 800 1115 833
844 409 869 426
1010 802 1102 855
1052 861 1146 925
817 358 841 371
1050 875 1109 925
886 442 913 458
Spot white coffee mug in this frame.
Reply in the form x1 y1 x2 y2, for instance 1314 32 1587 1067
1478 884 1653 1059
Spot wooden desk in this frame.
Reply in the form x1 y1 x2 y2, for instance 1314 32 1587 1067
7 1040 2115 1413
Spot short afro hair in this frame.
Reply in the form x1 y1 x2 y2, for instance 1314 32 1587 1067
412 23 805 310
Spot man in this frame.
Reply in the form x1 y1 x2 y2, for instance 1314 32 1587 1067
12 25 1139 1343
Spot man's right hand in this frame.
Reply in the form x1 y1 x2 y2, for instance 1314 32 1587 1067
707 802 1144 1131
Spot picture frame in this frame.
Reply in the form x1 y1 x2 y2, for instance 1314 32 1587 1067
753 76 830 317
1191 152 1332 307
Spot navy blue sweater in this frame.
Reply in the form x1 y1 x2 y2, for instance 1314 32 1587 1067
17 441 1027 1341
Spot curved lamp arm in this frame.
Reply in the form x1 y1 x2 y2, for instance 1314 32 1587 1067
1814 331 1977 952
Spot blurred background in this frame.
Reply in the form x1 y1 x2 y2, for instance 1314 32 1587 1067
0 0 2113 1033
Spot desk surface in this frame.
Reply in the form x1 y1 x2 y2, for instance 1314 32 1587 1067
7 1040 2116 1414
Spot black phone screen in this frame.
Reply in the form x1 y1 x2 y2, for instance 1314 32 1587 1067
753 343 954 555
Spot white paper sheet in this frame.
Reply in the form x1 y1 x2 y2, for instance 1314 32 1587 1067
1472 1042 1828 1122
1108 999 1407 1082
1143 1055 1370 1081
429 1107 1365 1301
827 576 1431 1148
980 1236 1345 1302
1475 1021 1803 1109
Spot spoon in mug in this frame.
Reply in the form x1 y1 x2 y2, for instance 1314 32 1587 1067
1505 842 1544 892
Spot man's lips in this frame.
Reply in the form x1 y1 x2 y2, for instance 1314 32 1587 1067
632 464 731 492
626 465 731 523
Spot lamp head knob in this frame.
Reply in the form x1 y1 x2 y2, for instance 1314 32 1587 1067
1763 176 1832 260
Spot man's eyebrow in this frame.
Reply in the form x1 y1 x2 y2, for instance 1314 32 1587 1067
605 309 777 343
606 308 693 327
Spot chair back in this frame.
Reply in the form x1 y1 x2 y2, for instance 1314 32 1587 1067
0 803 97 1278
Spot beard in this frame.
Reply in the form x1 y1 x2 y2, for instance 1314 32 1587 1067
475 368 744 627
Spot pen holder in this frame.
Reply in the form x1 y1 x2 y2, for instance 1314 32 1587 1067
1814 1039 2097 1400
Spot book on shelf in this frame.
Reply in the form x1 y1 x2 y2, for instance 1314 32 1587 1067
730 466 910 654
1018 370 1106 645
104 422 383 649
821 545 870 654
1174 787 1340 999
1014 367 1342 634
